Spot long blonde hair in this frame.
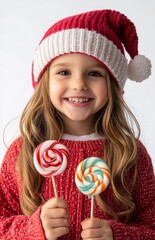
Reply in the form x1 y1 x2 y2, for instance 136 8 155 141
95 75 140 222
17 68 140 221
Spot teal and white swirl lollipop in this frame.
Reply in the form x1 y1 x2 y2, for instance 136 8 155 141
75 157 110 218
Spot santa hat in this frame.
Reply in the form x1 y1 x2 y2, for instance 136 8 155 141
32 9 151 89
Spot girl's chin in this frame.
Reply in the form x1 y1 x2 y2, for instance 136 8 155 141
64 115 93 122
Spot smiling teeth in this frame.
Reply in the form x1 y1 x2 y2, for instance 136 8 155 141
68 98 89 103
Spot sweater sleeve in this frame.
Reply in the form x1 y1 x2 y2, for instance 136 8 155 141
0 139 46 240
110 141 155 240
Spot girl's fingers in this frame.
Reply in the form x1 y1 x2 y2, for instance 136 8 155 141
81 218 105 228
40 198 70 239
43 217 70 229
45 226 69 240
81 228 103 239
41 207 69 219
43 197 68 209
41 197 69 220
81 218 113 240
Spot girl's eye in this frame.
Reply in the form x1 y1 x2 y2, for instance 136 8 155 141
88 71 103 77
57 70 70 76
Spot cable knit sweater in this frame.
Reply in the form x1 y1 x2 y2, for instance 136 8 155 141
0 134 155 239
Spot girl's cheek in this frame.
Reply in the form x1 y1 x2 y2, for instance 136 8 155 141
50 81 61 92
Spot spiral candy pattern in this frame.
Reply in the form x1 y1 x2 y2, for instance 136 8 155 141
75 157 110 196
34 140 69 177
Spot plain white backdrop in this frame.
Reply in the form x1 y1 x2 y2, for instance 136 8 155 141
0 0 155 168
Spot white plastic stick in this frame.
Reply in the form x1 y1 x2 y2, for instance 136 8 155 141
90 195 94 218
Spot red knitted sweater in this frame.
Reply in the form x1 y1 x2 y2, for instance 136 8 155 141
0 135 155 239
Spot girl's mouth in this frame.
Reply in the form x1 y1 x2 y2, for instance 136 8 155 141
67 97 90 103
64 97 93 107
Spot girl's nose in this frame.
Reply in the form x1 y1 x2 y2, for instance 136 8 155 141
71 75 87 91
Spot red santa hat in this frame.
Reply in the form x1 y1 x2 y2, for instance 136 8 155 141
32 9 151 90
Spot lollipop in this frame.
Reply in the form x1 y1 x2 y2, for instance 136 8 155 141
75 157 110 218
34 140 69 197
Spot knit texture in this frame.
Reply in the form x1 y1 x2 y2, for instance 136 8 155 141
32 9 151 89
0 137 155 239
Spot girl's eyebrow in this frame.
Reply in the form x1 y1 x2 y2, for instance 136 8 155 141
92 64 106 69
51 63 70 68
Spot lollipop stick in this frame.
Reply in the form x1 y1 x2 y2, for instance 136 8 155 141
52 176 58 198
90 195 94 219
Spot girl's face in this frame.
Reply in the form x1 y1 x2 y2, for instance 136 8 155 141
49 53 108 135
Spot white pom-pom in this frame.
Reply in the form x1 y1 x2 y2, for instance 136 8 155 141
127 55 152 82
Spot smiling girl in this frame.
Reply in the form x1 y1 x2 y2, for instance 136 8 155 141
0 9 155 240
49 54 108 135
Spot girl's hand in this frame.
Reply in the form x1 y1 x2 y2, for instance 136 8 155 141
81 218 113 240
40 197 70 240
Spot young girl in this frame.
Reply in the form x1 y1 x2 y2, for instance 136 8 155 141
0 9 155 240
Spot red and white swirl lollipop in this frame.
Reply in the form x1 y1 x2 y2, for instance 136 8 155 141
34 140 69 197
75 157 110 218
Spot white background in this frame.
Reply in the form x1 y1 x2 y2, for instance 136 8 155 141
0 0 155 168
